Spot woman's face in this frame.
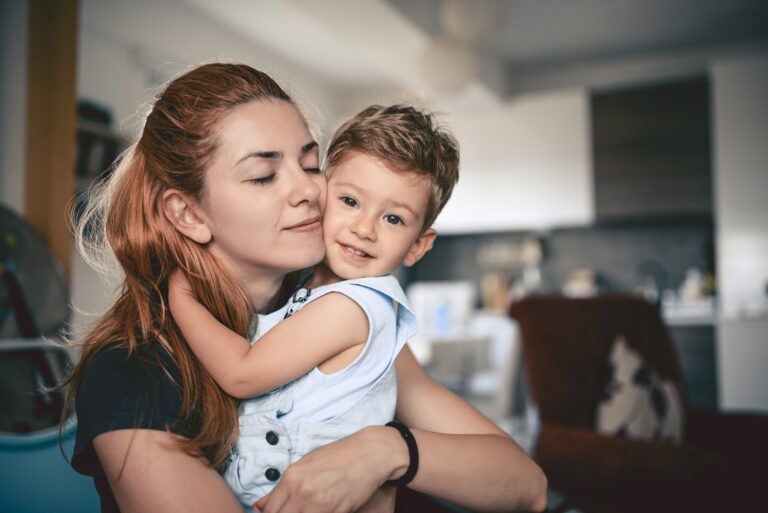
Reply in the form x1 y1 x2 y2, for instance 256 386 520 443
197 99 326 289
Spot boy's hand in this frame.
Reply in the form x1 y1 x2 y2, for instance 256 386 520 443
167 269 193 315
252 495 268 512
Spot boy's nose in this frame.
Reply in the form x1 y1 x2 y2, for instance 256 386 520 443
350 216 377 242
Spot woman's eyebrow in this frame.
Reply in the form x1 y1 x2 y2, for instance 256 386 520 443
301 141 318 155
234 141 317 168
234 150 281 167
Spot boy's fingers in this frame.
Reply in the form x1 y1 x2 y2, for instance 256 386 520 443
252 493 270 511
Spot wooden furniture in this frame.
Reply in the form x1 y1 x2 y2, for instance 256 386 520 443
510 294 767 513
591 77 711 221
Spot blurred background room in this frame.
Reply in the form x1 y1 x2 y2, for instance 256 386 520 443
1 1 767 512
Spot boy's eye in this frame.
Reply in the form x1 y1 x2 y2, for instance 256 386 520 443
385 214 403 225
248 174 275 185
341 196 357 207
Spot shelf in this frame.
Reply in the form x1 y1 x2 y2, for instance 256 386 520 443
664 315 717 327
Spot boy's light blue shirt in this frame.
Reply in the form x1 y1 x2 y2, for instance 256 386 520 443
224 275 417 505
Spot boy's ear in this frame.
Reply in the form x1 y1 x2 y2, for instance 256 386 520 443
403 228 437 267
162 189 212 244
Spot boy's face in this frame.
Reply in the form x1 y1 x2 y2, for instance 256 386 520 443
322 151 436 280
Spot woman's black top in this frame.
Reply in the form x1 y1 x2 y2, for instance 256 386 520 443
71 343 200 513
70 342 457 513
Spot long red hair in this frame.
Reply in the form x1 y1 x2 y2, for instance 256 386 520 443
62 63 295 468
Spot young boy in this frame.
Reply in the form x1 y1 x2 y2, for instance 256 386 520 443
169 104 460 507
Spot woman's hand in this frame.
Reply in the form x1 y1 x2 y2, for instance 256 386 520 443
252 426 406 513
354 486 396 513
254 486 396 513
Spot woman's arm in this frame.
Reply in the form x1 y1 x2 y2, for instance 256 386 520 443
255 345 547 513
93 429 244 513
168 272 368 398
394 345 548 512
251 424 402 513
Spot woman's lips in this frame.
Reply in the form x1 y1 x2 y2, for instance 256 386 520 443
285 216 321 233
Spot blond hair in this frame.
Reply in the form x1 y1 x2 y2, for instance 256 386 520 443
325 104 459 230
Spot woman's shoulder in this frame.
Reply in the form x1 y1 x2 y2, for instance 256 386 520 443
77 341 187 417
79 342 179 397
72 341 193 476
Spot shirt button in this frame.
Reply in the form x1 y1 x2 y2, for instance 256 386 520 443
265 467 281 482
266 430 279 446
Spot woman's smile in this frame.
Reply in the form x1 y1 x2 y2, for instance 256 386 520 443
284 215 322 233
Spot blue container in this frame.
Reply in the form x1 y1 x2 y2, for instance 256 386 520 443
0 340 100 513
0 418 100 513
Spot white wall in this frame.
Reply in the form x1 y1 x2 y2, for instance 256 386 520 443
711 54 768 318
78 0 341 139
711 53 768 412
0 0 28 214
435 89 593 233
717 319 768 413
70 0 345 338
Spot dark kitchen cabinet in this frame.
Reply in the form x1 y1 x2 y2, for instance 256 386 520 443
591 77 712 220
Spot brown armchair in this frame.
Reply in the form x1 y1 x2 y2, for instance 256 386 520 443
510 294 766 513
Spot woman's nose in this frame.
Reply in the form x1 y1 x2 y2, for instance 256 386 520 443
287 168 323 207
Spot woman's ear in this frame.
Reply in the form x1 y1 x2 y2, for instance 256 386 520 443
402 228 437 267
162 189 212 244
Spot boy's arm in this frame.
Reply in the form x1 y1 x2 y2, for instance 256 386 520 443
167 272 368 399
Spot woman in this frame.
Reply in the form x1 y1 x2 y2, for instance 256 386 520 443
63 63 547 513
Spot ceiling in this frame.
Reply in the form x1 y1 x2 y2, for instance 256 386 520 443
389 0 768 65
387 0 768 94
168 0 768 103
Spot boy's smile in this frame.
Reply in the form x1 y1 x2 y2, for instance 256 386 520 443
318 151 436 282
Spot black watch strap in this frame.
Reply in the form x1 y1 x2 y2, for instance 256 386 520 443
385 421 419 487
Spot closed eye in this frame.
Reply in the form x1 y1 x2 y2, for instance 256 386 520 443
248 174 275 185
303 167 322 174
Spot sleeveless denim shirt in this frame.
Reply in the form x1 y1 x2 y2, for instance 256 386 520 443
222 275 416 507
